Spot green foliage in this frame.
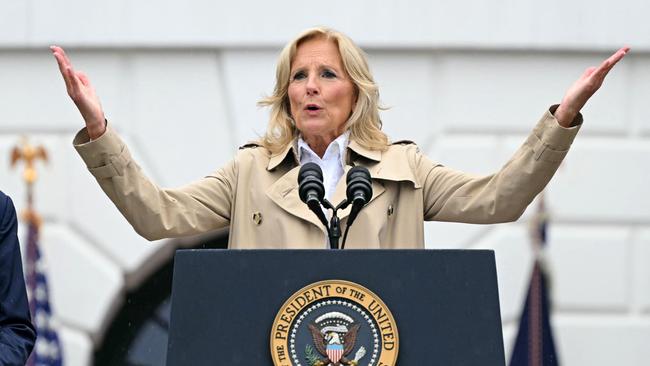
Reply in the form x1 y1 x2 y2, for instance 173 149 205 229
305 344 321 365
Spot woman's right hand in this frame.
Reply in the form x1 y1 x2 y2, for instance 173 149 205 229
50 46 106 140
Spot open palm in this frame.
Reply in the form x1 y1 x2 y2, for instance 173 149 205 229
51 45 106 139
555 47 629 127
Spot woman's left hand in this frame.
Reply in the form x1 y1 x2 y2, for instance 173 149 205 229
554 47 630 127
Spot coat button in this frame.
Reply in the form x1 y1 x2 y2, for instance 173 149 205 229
387 204 394 216
252 212 263 225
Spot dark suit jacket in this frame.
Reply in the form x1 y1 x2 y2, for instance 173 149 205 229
0 191 36 365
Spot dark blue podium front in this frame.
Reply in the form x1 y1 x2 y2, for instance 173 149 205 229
166 249 505 366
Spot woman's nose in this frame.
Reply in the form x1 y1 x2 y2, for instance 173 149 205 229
306 75 319 95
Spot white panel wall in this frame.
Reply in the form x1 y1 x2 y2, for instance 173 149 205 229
554 317 650 365
548 226 630 310
548 139 650 222
0 1 28 45
220 51 278 145
1 1 648 365
372 52 441 143
3 0 648 49
634 230 650 311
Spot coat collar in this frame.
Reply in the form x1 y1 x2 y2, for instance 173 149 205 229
348 139 420 189
264 136 421 230
267 141 298 171
347 139 382 162
266 137 419 188
266 164 385 226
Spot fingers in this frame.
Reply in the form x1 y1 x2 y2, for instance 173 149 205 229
51 46 74 69
601 48 628 70
77 71 90 87
66 67 85 99
558 46 630 126
50 45 86 99
51 47 73 90
581 66 597 79
77 71 88 81
61 49 75 71
51 46 78 93
50 46 71 71
588 47 630 83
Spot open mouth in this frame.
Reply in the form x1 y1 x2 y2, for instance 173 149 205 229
305 104 321 111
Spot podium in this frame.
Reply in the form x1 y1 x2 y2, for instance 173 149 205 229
166 249 506 366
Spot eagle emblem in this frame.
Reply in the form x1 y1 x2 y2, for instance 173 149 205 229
270 280 399 366
306 312 366 366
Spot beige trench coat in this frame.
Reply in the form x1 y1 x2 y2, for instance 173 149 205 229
73 107 580 249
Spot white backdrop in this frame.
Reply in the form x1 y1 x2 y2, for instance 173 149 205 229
1 0 649 364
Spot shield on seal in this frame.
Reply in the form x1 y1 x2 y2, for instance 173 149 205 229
327 344 344 364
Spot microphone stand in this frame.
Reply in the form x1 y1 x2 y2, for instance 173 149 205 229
321 198 350 250
298 163 372 250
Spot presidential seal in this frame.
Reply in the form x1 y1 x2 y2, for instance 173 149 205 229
270 280 399 366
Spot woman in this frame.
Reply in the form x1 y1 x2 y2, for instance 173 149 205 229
51 27 628 248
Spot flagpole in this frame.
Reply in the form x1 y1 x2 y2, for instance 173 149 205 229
11 138 64 366
528 194 544 366
510 192 560 366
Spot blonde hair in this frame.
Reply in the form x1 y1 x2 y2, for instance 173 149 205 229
258 27 388 154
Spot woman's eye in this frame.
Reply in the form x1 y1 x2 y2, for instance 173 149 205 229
292 71 306 81
322 70 336 78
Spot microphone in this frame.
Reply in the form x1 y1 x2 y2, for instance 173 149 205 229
345 166 373 229
298 162 328 227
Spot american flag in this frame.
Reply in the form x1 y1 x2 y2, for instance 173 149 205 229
509 194 559 366
24 221 64 366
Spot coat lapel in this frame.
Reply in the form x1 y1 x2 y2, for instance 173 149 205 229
265 137 418 228
266 150 328 233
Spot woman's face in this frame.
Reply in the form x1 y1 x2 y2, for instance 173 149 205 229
288 37 356 142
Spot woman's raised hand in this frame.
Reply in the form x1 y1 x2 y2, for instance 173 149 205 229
50 46 106 139
554 47 630 127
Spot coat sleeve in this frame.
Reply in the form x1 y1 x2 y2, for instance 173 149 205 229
418 106 581 224
0 192 36 364
73 126 237 241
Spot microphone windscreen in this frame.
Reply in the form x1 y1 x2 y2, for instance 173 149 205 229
346 166 372 204
299 162 323 181
298 162 325 203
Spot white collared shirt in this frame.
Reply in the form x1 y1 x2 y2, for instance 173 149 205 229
298 131 349 201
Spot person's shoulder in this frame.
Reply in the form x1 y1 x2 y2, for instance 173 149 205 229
0 191 9 211
382 139 433 169
238 141 263 150
378 139 419 166
385 139 420 157
0 191 14 227
390 139 417 146
235 141 274 167
237 141 270 158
